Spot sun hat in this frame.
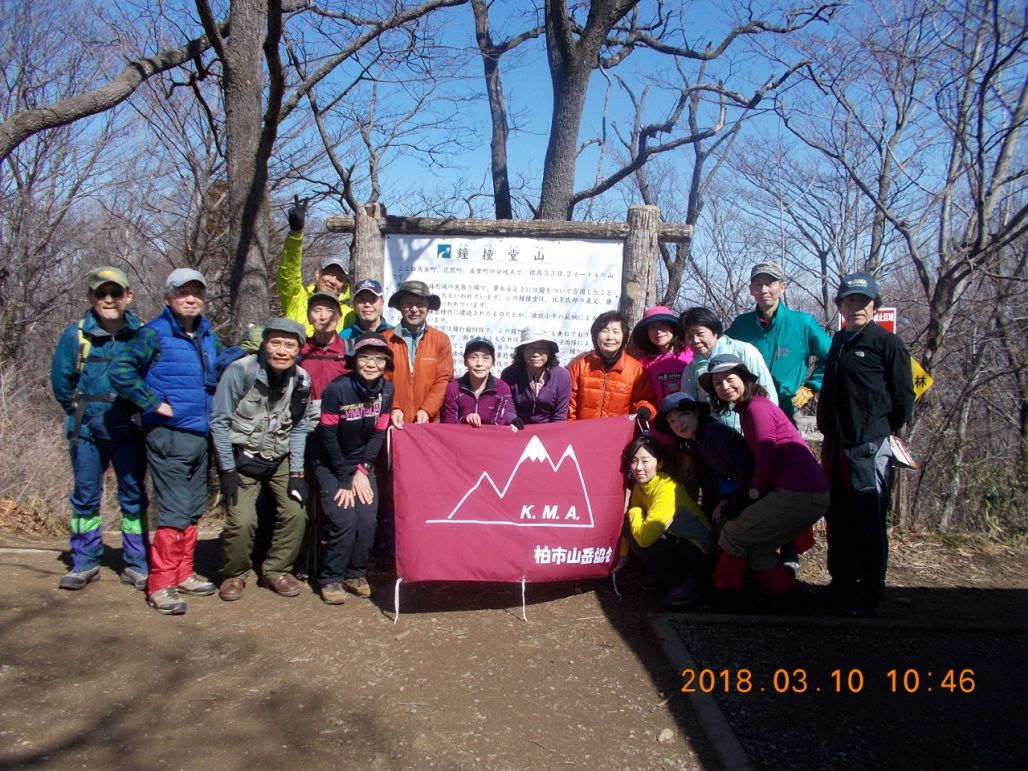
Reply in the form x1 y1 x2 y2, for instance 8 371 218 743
630 306 679 351
262 317 307 346
388 280 441 311
697 353 756 396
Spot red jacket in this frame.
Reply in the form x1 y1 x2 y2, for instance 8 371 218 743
566 350 657 421
385 325 454 422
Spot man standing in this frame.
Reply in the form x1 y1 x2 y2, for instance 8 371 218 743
276 195 355 335
341 279 391 339
299 292 350 400
110 268 222 615
727 261 831 422
384 280 453 427
817 272 915 615
212 319 316 601
51 267 148 591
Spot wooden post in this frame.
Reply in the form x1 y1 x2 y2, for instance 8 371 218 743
351 202 386 282
620 205 660 329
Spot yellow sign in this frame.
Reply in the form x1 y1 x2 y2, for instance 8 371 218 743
911 358 933 400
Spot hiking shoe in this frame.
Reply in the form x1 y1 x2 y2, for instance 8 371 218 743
120 567 148 592
219 577 245 601
782 560 801 579
147 587 187 615
663 577 701 608
260 573 304 598
177 574 216 596
320 582 347 605
639 576 667 592
58 566 100 590
343 577 371 598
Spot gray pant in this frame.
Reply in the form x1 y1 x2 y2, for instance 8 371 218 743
719 489 829 571
145 425 210 529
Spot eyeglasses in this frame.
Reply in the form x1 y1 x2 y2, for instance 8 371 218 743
93 287 126 300
265 340 300 353
356 354 389 364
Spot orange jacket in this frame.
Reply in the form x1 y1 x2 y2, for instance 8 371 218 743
566 350 658 421
385 325 454 422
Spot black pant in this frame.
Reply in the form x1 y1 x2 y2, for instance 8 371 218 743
822 436 893 602
628 532 713 587
314 463 378 585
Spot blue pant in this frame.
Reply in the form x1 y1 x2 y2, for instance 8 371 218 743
68 434 148 573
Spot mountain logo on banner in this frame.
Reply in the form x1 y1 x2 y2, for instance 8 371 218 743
426 435 595 528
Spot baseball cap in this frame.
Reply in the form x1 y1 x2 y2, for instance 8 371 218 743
463 336 495 357
165 268 208 290
750 261 785 281
836 271 880 301
86 266 129 291
318 256 349 273
307 290 340 310
353 279 384 298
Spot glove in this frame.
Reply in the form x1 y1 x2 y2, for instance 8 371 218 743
288 476 309 506
791 386 814 410
636 406 653 423
287 194 309 232
511 418 525 431
220 470 241 507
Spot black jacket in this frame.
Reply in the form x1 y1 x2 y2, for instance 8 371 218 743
817 322 915 445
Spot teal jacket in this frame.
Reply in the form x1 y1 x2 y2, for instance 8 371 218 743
727 303 831 416
51 309 144 442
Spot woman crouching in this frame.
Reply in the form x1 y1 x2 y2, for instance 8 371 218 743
699 354 828 611
621 436 715 608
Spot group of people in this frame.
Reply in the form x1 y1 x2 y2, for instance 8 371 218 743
51 198 914 617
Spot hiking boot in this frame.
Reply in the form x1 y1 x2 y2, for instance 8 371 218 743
219 577 245 601
782 560 801 579
260 573 304 598
58 566 101 590
148 587 187 615
177 574 216 596
120 567 148 592
320 582 347 605
640 576 667 592
343 576 371 598
663 577 702 608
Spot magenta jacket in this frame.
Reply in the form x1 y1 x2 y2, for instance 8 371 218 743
441 374 516 426
737 396 828 495
640 349 693 409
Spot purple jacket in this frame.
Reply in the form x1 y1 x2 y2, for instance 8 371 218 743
442 374 516 425
499 364 571 424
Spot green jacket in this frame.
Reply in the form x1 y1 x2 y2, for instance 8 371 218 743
727 303 831 416
275 232 356 336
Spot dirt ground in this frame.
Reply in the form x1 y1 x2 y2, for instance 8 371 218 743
0 526 1025 770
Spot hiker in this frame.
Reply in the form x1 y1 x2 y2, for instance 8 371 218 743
384 280 453 427
654 392 754 524
315 333 395 604
110 268 222 615
629 306 693 409
442 337 517 427
212 318 317 602
500 327 571 424
566 310 657 422
726 261 831 423
276 195 355 335
299 291 349 401
678 306 777 433
817 272 915 615
341 279 391 339
619 435 715 608
699 354 828 612
50 267 148 591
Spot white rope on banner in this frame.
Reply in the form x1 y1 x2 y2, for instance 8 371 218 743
393 577 403 623
520 577 528 622
386 425 394 470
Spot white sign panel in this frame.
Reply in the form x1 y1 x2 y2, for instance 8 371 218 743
384 235 624 372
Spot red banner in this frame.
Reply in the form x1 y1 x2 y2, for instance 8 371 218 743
392 418 636 583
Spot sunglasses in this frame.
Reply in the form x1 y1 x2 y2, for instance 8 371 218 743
93 287 126 300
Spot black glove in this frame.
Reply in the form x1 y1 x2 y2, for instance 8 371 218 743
220 470 241 507
636 406 653 423
287 194 309 232
511 418 525 431
288 476 309 506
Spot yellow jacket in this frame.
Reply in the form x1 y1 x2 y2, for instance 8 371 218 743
626 472 713 554
275 233 356 335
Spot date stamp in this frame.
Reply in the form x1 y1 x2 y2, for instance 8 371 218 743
680 667 976 694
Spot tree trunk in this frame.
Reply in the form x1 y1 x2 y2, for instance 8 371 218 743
472 0 512 219
537 0 637 221
222 0 283 333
